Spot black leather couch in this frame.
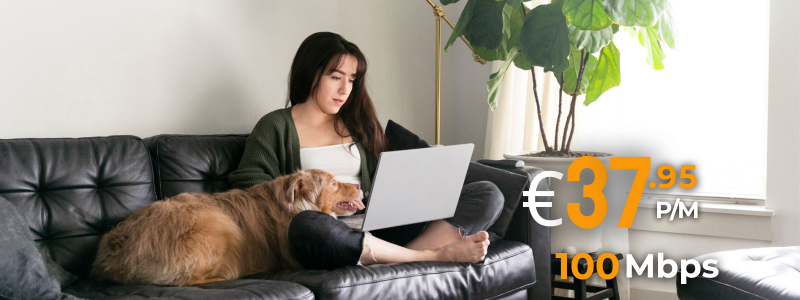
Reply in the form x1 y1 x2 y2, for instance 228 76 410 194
677 246 800 300
0 134 553 300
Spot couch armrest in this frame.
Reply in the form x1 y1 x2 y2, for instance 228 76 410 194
475 161 552 300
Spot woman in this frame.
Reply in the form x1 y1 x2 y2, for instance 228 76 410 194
228 32 503 269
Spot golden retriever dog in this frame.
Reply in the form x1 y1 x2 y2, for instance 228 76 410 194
90 169 362 286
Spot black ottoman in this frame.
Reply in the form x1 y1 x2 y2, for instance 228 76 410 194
677 246 800 300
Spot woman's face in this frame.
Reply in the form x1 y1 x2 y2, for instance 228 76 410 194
311 54 358 115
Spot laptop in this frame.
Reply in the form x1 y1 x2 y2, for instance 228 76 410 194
339 143 474 232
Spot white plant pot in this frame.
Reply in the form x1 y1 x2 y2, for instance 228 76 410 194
505 151 615 254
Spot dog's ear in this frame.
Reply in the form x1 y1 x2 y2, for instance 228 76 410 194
285 172 315 204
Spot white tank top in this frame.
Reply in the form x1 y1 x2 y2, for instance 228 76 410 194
299 143 363 199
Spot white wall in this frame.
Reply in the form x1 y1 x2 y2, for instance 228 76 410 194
0 1 485 150
0 0 490 157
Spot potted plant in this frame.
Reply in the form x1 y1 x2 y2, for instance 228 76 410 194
440 0 676 253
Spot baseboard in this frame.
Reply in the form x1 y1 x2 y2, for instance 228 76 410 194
631 288 679 300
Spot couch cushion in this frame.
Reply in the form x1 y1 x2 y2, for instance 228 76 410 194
248 240 535 299
63 278 314 300
0 136 156 277
0 195 79 300
678 246 800 300
144 134 248 199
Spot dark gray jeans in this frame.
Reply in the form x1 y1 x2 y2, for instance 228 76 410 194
288 181 504 270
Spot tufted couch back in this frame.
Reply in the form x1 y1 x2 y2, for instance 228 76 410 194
0 136 156 276
0 134 251 277
144 134 248 199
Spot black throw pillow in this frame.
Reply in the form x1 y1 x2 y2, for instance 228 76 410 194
383 120 525 240
0 196 82 300
385 120 430 151
463 162 529 241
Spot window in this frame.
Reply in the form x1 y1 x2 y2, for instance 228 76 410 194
569 0 769 202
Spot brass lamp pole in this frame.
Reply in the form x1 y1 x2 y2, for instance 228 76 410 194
424 0 485 145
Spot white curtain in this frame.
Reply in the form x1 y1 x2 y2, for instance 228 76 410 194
483 59 561 159
482 2 631 297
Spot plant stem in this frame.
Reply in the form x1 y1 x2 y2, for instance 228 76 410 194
522 4 551 153
554 72 564 152
561 50 586 152
560 109 571 152
530 67 550 151
565 51 590 153
564 95 577 152
565 95 578 153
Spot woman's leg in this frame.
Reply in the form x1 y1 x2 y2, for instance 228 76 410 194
405 181 504 251
288 210 490 270
288 210 364 270
403 220 462 251
360 231 489 265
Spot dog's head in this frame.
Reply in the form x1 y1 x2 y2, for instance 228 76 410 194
266 169 363 218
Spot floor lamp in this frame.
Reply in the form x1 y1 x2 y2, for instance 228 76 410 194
424 0 485 145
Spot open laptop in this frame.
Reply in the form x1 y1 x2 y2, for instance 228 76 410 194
339 143 474 232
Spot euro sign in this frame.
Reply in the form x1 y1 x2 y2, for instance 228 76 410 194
522 171 563 227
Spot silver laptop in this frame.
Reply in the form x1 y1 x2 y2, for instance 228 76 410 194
339 143 474 232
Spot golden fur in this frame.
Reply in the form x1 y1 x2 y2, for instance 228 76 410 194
90 169 360 286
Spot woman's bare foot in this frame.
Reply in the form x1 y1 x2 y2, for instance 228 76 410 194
433 231 490 263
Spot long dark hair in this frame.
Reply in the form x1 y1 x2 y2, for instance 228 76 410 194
286 32 385 160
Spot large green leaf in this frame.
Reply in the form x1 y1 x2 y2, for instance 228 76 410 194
558 48 580 93
444 0 478 52
465 0 506 50
638 26 665 70
471 4 524 62
654 0 676 49
505 4 525 47
502 4 530 68
558 49 598 95
519 0 570 73
514 52 533 70
487 48 520 110
567 23 613 53
585 41 620 105
472 44 510 61
570 47 582 76
440 0 461 5
502 3 514 39
507 3 527 65
604 0 666 27
563 0 612 31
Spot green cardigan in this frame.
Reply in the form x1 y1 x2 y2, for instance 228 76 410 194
228 107 378 199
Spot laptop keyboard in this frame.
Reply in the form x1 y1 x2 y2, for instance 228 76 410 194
339 214 365 229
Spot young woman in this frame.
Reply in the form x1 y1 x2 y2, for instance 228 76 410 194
228 32 504 269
